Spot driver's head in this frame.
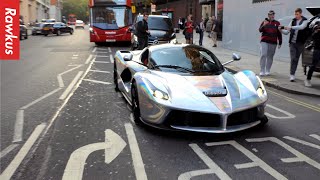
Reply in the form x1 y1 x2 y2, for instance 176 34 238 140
143 12 149 21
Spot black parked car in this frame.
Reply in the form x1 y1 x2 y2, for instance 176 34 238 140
131 15 177 50
20 25 28 40
42 22 74 36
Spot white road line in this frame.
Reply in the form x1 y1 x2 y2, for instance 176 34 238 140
59 71 84 100
0 123 46 180
94 61 110 64
92 47 97 53
12 110 24 143
125 123 148 180
85 55 93 64
96 52 110 54
73 54 79 57
0 144 19 159
72 57 78 60
20 88 62 110
83 79 111 85
283 136 320 150
89 70 110 73
57 65 82 88
310 134 320 141
180 144 231 180
110 54 114 63
108 47 111 53
246 137 320 171
265 104 295 119
96 55 109 58
206 140 287 180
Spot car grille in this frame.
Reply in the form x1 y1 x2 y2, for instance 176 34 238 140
167 110 221 127
148 40 168 45
227 107 258 126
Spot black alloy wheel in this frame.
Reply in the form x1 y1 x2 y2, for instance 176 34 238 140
113 64 119 91
131 83 142 124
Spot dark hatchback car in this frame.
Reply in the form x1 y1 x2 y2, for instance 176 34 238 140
42 22 74 36
20 25 28 40
131 15 177 50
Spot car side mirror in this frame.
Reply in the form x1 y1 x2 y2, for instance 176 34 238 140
123 54 133 61
128 27 133 32
232 53 241 61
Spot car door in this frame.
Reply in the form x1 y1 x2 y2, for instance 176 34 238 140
60 23 67 33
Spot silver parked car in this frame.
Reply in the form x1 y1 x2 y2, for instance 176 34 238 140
114 44 268 133
32 23 45 35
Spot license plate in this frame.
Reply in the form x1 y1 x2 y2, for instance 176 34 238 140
44 28 49 30
37 30 41 33
106 39 116 42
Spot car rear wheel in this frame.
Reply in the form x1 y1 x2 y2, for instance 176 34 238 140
113 64 119 91
70 29 73 35
57 30 61 36
131 83 142 124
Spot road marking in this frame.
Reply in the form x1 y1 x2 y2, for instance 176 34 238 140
21 88 62 110
96 55 109 58
83 79 111 85
265 104 295 119
206 141 287 180
108 47 111 53
89 70 110 73
0 144 19 159
85 54 93 64
283 136 320 150
179 144 231 180
62 130 126 180
57 65 82 88
92 47 97 53
310 134 320 141
72 57 78 60
59 71 84 100
110 54 114 63
73 54 79 57
0 124 46 180
96 51 110 54
94 61 110 64
268 90 320 112
12 110 24 143
129 113 135 123
125 123 148 180
246 137 320 171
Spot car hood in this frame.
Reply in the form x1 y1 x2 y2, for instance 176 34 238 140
148 29 174 41
145 71 264 114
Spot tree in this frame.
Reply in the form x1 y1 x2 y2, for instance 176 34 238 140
62 0 89 22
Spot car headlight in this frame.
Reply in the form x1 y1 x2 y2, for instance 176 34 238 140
134 35 138 42
170 38 177 44
153 90 169 100
257 87 264 98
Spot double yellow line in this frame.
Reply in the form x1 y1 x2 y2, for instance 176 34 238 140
268 90 320 113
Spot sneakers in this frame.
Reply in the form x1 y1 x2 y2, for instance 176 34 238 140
265 72 270 76
290 75 295 82
212 44 217 47
259 72 265 76
304 80 312 87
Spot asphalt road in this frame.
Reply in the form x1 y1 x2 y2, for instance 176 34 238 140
1 28 320 180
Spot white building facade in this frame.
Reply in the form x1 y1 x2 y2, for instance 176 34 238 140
222 0 319 62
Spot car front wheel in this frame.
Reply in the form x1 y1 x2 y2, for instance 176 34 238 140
113 64 119 91
131 83 142 124
70 29 73 35
57 30 61 36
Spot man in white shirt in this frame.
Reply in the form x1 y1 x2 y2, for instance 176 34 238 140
281 8 308 82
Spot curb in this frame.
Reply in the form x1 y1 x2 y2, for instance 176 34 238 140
225 67 320 98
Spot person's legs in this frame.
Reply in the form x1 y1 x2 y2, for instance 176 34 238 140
212 32 217 46
265 43 277 74
143 37 148 49
260 42 268 75
306 49 320 86
137 37 144 50
199 31 203 46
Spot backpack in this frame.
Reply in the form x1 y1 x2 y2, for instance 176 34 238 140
195 25 200 33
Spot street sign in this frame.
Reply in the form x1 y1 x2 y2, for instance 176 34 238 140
132 5 136 14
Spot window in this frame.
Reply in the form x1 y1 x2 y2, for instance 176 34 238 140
92 7 132 30
252 0 274 3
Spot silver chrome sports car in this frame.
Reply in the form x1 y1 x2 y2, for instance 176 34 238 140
114 44 268 133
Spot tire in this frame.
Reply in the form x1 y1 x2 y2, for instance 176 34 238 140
70 29 73 35
258 115 269 127
57 30 61 36
131 83 142 124
25 32 28 39
44 34 48 36
95 42 103 46
113 64 119 91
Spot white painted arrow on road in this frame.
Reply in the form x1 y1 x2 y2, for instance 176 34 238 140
62 129 126 180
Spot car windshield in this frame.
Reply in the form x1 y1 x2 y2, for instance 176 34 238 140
150 45 224 75
137 16 173 30
92 7 132 30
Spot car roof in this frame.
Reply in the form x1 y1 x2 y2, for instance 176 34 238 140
137 14 169 18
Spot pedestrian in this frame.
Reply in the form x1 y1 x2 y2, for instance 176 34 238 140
258 10 282 76
136 12 150 50
199 18 205 46
206 17 213 37
185 15 194 44
178 17 183 29
305 21 320 87
211 16 218 47
280 8 308 82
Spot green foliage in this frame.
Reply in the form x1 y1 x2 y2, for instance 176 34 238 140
62 0 89 22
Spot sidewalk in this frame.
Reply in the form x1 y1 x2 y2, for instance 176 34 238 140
176 32 320 97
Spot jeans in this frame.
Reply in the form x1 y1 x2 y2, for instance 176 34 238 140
289 43 304 75
260 42 277 73
307 49 320 80
199 31 204 46
138 37 148 50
